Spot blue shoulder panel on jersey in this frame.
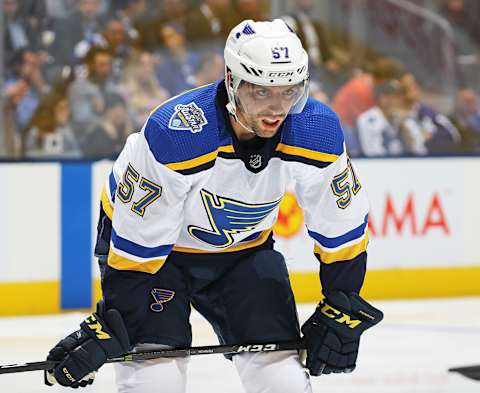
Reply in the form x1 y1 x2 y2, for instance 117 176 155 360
144 82 222 174
276 98 345 168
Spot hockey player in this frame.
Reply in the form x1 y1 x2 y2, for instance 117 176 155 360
44 19 383 392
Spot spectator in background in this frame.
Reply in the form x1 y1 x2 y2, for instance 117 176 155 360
451 88 480 151
24 93 81 158
2 49 51 134
193 52 224 87
16 0 49 30
98 17 131 80
155 23 200 96
68 47 121 139
17 0 58 62
464 0 480 44
50 0 106 66
332 57 402 128
113 0 148 42
400 73 461 155
103 17 130 56
187 0 239 48
44 0 77 19
308 80 329 104
439 0 480 89
3 0 39 70
235 0 269 21
69 16 133 81
439 0 479 50
282 0 340 94
121 51 169 129
160 0 189 25
310 79 362 157
2 74 29 157
356 80 405 157
139 0 188 50
81 93 132 158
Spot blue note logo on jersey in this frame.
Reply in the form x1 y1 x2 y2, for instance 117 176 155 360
168 102 208 133
188 189 281 248
150 288 175 312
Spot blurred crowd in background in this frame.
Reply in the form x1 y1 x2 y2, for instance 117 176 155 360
1 0 479 159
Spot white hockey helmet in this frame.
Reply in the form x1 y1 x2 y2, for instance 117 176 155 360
224 19 309 119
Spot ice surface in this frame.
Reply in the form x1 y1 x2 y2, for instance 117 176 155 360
1 298 479 393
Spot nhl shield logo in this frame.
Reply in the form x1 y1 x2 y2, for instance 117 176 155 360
150 288 175 312
168 102 208 133
249 154 262 169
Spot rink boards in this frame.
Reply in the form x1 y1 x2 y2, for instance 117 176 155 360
0 157 479 315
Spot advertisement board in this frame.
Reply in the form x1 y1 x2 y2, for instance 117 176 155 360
0 158 479 314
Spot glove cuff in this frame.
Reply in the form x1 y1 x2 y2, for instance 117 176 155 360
80 301 130 358
314 292 383 338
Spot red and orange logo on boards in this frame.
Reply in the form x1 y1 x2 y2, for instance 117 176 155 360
273 192 304 238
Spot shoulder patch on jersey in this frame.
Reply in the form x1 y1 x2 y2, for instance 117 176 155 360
144 83 222 174
168 102 208 133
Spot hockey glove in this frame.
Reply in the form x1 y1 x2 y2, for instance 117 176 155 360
301 291 383 376
45 300 130 388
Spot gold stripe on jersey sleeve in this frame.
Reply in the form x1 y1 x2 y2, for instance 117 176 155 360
314 232 369 264
276 143 339 163
108 250 166 274
101 184 114 220
165 149 218 171
218 145 235 153
163 145 234 172
173 229 272 254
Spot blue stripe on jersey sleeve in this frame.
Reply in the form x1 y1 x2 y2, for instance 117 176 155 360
109 171 117 202
111 228 174 258
308 214 368 249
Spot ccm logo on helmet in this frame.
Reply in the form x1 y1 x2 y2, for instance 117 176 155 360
267 71 295 78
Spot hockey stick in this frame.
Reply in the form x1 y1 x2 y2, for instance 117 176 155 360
448 365 480 381
0 340 305 375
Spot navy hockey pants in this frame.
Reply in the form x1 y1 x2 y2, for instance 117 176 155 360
102 239 301 349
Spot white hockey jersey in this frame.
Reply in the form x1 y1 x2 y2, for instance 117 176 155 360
100 81 369 292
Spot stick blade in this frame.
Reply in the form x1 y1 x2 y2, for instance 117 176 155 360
0 361 56 374
448 365 480 381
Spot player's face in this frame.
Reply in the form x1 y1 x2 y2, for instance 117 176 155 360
235 81 304 138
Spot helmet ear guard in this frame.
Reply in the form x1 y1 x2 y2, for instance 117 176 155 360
225 67 239 118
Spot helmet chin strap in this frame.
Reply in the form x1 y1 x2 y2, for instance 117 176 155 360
226 101 258 136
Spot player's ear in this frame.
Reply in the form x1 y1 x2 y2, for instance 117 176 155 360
226 68 233 89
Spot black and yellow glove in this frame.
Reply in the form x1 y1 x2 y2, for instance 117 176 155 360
301 291 383 376
45 300 130 388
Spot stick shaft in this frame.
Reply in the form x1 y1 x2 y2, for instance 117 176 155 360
0 340 305 375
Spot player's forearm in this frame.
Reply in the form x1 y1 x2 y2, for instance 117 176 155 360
318 252 367 295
